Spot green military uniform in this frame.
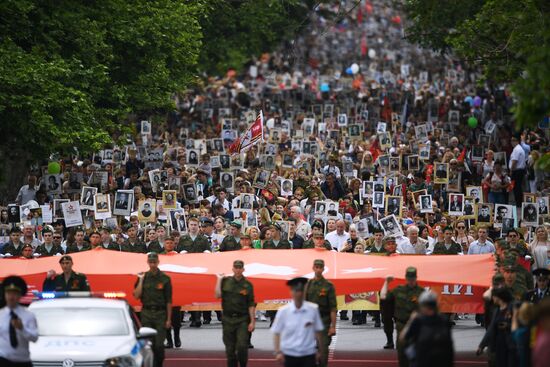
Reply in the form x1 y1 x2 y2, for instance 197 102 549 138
1 241 26 256
177 233 210 253
34 243 64 257
145 240 163 254
42 271 90 292
136 253 172 367
262 239 292 249
65 242 91 253
121 239 147 253
221 260 255 367
432 241 462 255
302 239 332 250
305 260 337 367
385 267 424 367
367 243 388 254
219 236 241 252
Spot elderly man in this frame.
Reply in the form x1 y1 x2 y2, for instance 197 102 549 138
397 226 428 255
468 227 495 255
21 224 41 249
289 206 310 240
325 220 350 251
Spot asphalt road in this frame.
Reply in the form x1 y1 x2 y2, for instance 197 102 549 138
165 313 488 367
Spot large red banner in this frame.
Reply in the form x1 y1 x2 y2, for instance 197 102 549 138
0 248 493 311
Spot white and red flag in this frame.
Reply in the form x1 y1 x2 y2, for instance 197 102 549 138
228 110 264 155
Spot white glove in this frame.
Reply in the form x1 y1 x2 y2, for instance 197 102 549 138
4 253 13 257
55 253 63 256
179 250 188 254
203 250 211 253
33 253 41 257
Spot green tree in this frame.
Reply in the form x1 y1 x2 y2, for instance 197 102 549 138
404 0 550 128
0 0 204 200
198 0 314 75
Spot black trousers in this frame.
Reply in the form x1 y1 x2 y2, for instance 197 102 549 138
511 169 525 207
284 354 316 367
0 358 33 367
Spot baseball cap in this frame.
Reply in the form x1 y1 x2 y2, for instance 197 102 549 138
405 266 417 279
313 259 325 267
233 260 244 268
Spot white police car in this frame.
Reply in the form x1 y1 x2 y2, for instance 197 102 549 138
29 292 156 367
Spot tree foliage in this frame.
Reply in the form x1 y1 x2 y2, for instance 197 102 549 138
404 0 550 128
198 0 314 75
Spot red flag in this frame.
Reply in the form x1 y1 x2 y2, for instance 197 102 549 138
369 139 381 162
228 111 264 155
457 147 467 163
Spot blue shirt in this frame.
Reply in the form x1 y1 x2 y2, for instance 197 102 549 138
467 240 495 255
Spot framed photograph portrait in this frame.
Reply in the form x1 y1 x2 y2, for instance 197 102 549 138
419 195 433 213
522 202 539 226
113 190 134 216
162 190 177 210
434 163 449 184
476 203 493 225
378 214 404 238
448 193 464 216
80 186 97 210
385 196 402 217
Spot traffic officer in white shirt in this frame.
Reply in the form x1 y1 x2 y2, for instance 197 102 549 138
0 276 38 367
271 277 324 367
509 134 526 208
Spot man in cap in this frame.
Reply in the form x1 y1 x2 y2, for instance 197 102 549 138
399 291 454 367
200 217 224 252
43 255 90 292
305 259 337 367
1 227 25 257
133 252 173 367
523 268 550 304
0 276 38 367
380 267 424 366
215 260 255 367
302 221 332 250
34 226 64 257
500 254 530 300
271 277 324 367
219 221 243 252
263 222 292 249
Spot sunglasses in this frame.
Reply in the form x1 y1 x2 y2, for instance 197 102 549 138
457 226 465 229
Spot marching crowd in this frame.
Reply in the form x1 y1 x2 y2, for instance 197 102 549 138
1 1 549 367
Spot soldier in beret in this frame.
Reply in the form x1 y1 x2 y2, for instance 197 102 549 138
0 276 38 366
262 223 292 249
43 255 90 292
219 221 243 252
133 252 173 367
215 260 255 367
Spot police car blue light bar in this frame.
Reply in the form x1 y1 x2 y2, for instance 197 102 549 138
32 291 126 299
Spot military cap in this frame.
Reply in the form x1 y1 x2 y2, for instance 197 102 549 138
233 260 244 268
405 266 417 279
200 217 214 226
230 221 242 229
287 277 308 291
533 268 550 278
240 234 251 240
270 222 282 231
313 232 325 239
383 237 397 245
147 252 159 261
59 255 73 263
2 275 28 295
311 221 324 230
42 226 54 235
313 259 325 267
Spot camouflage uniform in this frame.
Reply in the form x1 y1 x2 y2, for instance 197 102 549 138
34 243 64 257
262 239 292 249
65 242 91 253
145 240 163 254
305 265 337 367
385 268 423 367
135 258 172 367
221 267 255 367
121 238 147 253
177 233 210 253
219 236 242 252
42 271 90 292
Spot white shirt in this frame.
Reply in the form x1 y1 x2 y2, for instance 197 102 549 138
271 301 324 357
396 236 416 254
0 305 39 362
325 231 350 251
510 144 526 170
